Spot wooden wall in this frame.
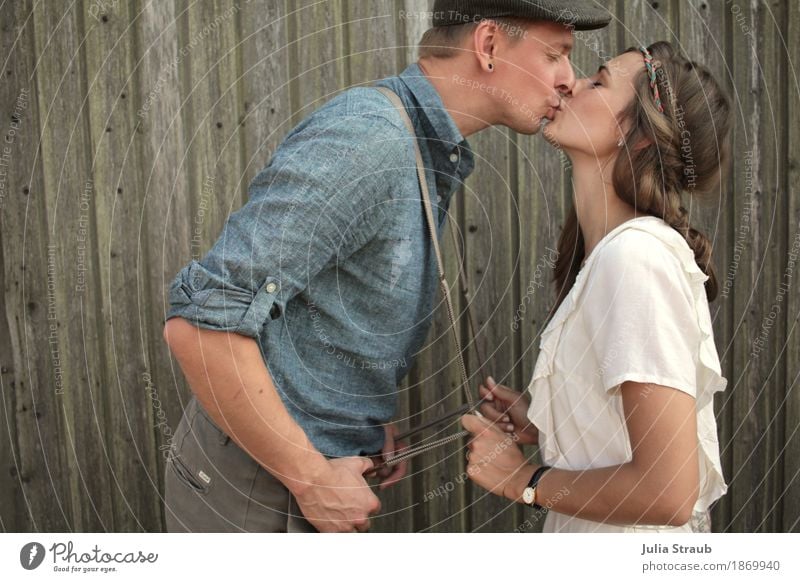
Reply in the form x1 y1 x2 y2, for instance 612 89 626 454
0 0 797 532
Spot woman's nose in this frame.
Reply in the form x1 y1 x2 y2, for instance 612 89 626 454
570 77 593 96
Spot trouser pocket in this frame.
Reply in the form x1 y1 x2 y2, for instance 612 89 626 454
163 396 317 532
164 397 256 531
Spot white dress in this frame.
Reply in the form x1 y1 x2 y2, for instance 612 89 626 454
526 216 728 533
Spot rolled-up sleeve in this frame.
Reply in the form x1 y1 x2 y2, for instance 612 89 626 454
165 107 405 339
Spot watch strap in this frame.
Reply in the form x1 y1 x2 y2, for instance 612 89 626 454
527 465 552 510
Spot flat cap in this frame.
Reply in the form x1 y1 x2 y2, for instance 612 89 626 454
431 0 611 31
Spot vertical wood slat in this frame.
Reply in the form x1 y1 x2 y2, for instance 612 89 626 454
0 0 48 533
238 0 293 191
28 0 109 532
346 0 399 86
784 0 800 534
291 0 346 124
752 0 788 533
0 0 21 533
623 0 677 48
727 0 786 533
678 0 734 532
81 0 161 532
180 0 246 252
133 0 194 515
465 118 518 531
726 0 760 533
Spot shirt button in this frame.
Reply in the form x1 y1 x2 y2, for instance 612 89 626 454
449 152 459 163
266 282 278 293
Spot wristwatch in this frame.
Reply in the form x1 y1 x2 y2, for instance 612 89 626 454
521 465 552 510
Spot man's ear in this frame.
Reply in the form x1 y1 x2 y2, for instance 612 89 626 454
473 20 500 71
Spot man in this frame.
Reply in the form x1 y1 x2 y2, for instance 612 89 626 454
162 0 610 533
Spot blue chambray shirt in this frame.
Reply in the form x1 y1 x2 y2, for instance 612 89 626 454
165 63 475 457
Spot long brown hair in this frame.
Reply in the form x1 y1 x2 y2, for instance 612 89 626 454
553 41 732 310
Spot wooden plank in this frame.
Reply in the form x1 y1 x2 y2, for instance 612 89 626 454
0 226 20 531
678 0 734 533
345 0 399 86
466 128 519 531
727 0 785 532
752 0 788 533
0 0 25 533
784 0 800 534
238 0 293 191
11 0 101 531
81 0 162 531
181 0 247 247
290 0 347 124
132 0 195 529
623 0 677 48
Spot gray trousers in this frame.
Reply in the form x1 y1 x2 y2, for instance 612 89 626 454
164 396 317 532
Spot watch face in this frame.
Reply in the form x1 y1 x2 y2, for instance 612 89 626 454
522 487 535 505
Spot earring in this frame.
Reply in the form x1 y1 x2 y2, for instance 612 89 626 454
617 137 624 148
488 62 494 71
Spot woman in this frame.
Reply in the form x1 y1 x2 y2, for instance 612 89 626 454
461 41 732 533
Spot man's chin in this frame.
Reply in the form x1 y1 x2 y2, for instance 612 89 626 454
504 116 547 136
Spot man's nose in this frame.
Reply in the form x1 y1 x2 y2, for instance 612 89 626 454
555 61 577 96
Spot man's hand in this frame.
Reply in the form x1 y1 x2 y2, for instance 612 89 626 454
478 376 539 445
368 424 408 490
293 457 382 532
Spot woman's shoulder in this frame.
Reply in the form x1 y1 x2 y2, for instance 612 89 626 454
592 217 690 279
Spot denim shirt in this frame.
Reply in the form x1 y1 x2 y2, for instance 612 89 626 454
165 63 475 457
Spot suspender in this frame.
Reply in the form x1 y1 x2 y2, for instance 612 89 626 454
368 86 486 469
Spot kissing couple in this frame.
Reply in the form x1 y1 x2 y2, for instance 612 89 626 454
163 0 731 534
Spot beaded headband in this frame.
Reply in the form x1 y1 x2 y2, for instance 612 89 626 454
639 46 665 113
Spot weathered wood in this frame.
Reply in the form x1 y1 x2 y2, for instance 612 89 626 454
785 0 800 534
239 0 293 191
81 0 162 531
465 126 519 531
181 0 247 246
678 0 734 533
290 0 347 124
8 0 97 531
0 0 24 533
132 0 195 523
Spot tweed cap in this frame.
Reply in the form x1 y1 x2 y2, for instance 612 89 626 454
431 0 611 31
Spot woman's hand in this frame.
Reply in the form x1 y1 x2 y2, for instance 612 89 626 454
461 414 530 501
478 376 539 445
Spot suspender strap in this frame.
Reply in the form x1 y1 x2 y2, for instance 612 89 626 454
374 85 483 409
365 86 486 468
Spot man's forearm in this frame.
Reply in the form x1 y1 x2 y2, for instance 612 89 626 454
163 317 330 495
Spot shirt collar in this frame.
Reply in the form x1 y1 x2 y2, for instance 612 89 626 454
397 63 474 171
398 63 465 146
